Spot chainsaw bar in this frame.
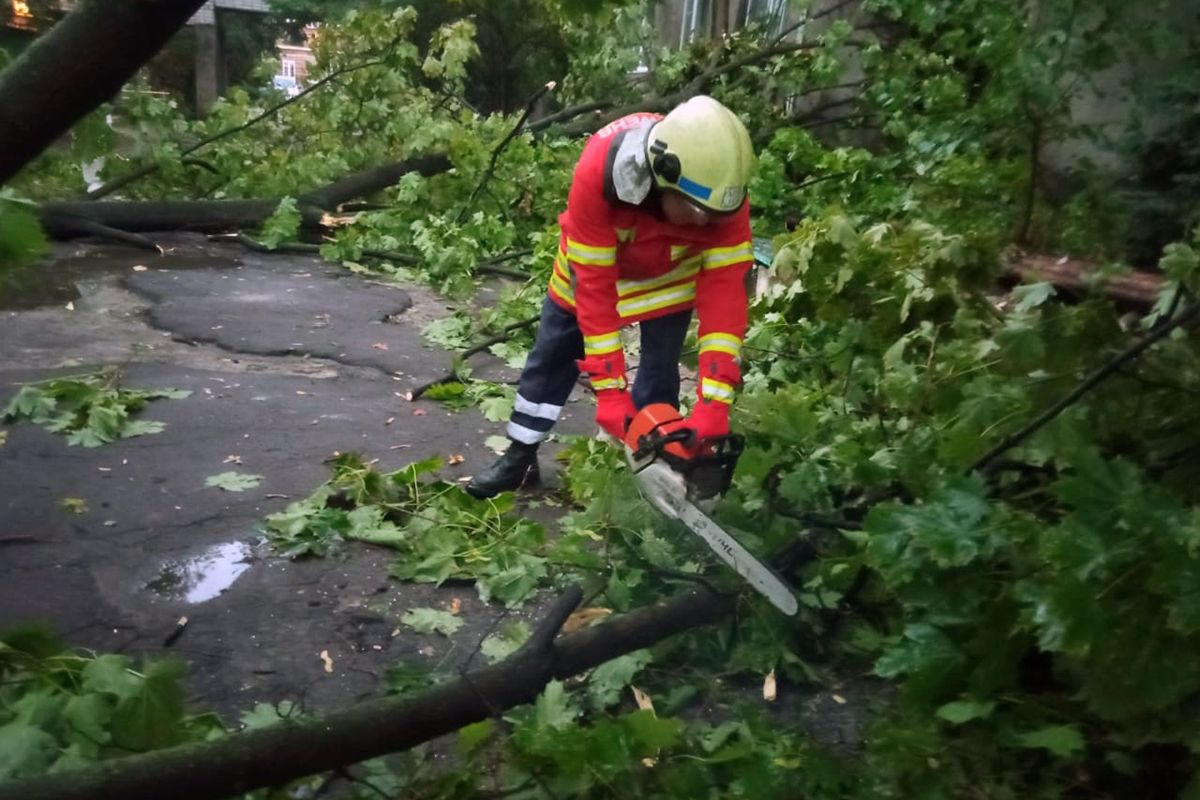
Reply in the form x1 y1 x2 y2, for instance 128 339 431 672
632 460 799 616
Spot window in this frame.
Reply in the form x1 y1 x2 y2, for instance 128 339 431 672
679 0 711 44
9 0 34 29
743 0 794 37
281 58 296 79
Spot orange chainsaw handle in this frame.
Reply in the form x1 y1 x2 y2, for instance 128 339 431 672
624 403 696 460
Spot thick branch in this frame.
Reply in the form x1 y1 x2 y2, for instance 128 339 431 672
301 155 452 210
39 157 452 240
1 585 734 800
0 0 209 187
1002 252 1163 308
38 199 313 236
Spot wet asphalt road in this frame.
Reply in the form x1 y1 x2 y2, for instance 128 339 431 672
0 234 589 718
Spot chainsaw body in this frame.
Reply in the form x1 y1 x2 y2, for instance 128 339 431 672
623 403 744 501
621 403 799 616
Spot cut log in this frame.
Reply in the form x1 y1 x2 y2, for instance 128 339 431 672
1003 252 1165 308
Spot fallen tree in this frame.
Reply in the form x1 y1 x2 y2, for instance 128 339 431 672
24 5 874 249
37 155 452 249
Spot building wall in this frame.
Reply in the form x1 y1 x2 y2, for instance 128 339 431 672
654 0 1196 175
188 0 270 27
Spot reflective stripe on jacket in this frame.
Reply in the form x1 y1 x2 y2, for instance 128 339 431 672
547 112 752 370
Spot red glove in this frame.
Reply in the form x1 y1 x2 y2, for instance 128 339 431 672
595 389 636 438
688 351 739 442
685 399 730 442
576 353 627 389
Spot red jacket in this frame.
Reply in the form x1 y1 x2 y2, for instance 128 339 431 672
549 113 751 406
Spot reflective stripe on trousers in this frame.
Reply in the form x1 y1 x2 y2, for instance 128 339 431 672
507 296 691 444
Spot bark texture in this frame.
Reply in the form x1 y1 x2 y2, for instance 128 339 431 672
0 0 210 186
0 585 734 800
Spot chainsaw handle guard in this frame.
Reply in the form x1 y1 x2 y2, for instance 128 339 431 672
631 427 693 461
625 403 744 500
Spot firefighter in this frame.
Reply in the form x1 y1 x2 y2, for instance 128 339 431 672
466 95 754 499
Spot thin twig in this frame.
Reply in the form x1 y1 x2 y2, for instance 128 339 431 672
54 216 162 251
773 0 860 44
792 170 855 191
475 257 532 280
87 55 393 200
409 313 540 401
457 81 557 224
543 34 873 139
528 100 611 133
970 301 1200 473
800 112 874 129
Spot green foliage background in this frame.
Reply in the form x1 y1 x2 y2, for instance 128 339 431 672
2 0 1200 797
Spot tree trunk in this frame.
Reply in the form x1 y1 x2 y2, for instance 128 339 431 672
0 0 211 187
0 585 734 800
39 199 298 236
713 0 732 38
36 156 453 241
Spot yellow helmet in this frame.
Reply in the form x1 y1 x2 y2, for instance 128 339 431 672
647 95 754 213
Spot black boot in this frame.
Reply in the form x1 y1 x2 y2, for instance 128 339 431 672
465 441 540 498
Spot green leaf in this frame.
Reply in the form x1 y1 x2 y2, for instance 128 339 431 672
936 699 996 724
0 199 49 270
120 419 167 438
239 701 299 730
385 662 446 696
258 197 302 250
534 680 577 729
400 607 464 636
620 709 682 751
480 620 531 663
457 719 494 755
109 660 186 751
1011 281 1056 312
204 472 264 492
63 694 113 746
479 393 515 422
587 650 652 711
81 654 141 699
344 506 406 547
2 373 185 446
0 724 59 780
1014 724 1086 758
477 554 546 607
484 434 511 455
1160 242 1198 283
422 314 473 350
424 381 470 409
3 385 55 421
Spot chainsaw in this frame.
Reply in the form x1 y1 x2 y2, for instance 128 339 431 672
623 404 799 616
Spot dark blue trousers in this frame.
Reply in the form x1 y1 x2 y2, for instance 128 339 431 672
506 297 692 444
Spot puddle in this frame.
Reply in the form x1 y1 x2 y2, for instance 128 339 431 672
145 542 252 603
0 252 241 311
